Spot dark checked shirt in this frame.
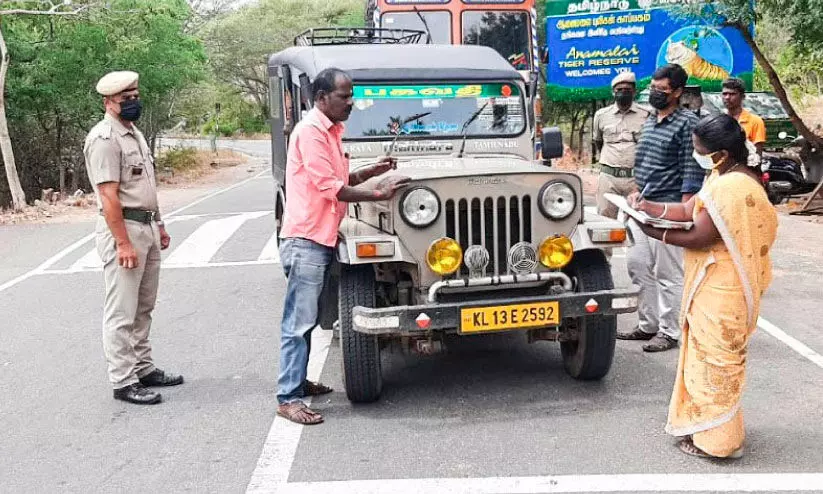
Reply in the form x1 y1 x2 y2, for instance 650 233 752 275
634 108 703 202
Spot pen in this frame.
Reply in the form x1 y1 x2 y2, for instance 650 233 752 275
638 183 650 200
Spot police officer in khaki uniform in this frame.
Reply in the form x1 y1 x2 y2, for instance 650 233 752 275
84 71 183 405
593 71 650 218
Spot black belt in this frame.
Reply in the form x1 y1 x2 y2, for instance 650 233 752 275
600 164 635 178
122 208 157 224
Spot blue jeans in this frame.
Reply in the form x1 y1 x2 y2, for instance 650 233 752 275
277 238 333 404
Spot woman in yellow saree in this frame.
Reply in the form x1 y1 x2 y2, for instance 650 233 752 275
629 114 778 459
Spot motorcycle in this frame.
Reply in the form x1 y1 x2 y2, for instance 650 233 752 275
760 131 823 205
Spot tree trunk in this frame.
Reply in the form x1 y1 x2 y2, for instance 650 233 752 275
736 22 823 148
0 20 27 211
577 116 588 160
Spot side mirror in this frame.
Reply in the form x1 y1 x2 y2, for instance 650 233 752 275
540 46 549 65
541 126 564 163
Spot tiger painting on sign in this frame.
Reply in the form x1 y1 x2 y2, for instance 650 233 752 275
666 41 730 81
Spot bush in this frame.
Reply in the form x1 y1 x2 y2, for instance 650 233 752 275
156 147 199 171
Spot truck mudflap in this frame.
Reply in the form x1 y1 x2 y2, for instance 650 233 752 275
351 285 640 335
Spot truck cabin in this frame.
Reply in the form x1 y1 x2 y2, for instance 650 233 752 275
266 42 542 184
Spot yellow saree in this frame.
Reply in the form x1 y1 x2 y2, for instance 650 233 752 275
665 170 778 457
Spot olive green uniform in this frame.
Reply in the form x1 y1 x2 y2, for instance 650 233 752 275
83 113 163 389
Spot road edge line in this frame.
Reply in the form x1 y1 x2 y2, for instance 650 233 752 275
245 328 333 493
758 316 823 369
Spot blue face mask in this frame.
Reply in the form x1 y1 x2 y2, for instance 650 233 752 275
119 98 142 122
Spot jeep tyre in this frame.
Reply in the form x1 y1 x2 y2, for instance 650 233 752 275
339 265 382 402
560 250 617 380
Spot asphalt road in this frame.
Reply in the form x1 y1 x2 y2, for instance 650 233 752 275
1 139 822 494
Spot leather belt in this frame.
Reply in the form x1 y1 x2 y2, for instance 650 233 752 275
122 208 157 224
600 164 635 178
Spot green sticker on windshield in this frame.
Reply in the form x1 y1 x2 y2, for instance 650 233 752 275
353 83 520 99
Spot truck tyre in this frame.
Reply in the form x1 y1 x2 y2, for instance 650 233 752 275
339 265 382 403
318 273 339 330
560 250 616 380
274 187 285 243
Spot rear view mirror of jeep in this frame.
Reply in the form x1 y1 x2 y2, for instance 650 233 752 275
542 127 564 161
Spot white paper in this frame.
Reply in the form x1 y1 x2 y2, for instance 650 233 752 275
604 193 694 230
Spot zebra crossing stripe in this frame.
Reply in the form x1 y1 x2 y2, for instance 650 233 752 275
258 232 281 263
163 211 271 267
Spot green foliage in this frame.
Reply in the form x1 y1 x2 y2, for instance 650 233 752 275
156 146 199 171
1 0 206 206
176 82 269 136
199 0 364 120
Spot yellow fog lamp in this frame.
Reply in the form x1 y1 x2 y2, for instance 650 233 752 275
426 237 463 276
539 235 574 269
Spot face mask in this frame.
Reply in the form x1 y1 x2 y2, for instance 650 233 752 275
648 89 670 110
693 150 720 170
614 91 634 106
119 98 142 122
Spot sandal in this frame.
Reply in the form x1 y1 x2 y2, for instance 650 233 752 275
678 437 743 459
277 401 323 425
304 380 333 396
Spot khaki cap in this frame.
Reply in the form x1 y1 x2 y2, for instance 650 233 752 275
95 71 139 96
611 71 636 87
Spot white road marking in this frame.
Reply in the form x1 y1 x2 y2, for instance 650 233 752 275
758 317 823 369
0 169 269 293
246 328 333 493
45 259 280 275
163 211 270 267
258 232 281 263
67 248 104 272
275 473 823 493
62 210 277 272
0 232 95 293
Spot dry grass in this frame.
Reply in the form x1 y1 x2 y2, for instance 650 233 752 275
156 149 248 186
0 149 250 225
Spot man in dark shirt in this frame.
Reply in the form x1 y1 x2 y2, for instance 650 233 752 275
618 63 702 352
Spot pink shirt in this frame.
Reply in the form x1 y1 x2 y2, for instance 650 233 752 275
279 108 350 247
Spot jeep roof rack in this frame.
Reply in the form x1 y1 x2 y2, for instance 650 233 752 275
294 27 427 47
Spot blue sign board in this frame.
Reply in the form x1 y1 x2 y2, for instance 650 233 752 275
545 2 754 101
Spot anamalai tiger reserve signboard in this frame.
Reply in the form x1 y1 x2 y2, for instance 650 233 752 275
544 0 754 101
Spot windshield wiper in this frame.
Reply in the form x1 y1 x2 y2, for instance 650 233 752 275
413 6 433 44
386 112 432 156
456 101 489 159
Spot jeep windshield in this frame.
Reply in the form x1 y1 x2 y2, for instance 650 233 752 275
345 82 526 140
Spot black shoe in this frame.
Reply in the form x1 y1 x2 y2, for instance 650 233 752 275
139 369 184 387
643 334 678 352
617 327 657 340
113 383 162 405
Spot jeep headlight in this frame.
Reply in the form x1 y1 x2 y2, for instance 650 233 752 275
539 181 576 220
426 238 462 276
400 187 440 228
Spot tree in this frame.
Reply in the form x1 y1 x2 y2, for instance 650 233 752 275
1 0 205 207
672 0 823 149
201 0 363 121
0 0 99 211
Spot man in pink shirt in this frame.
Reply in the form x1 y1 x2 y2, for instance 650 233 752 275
277 68 410 425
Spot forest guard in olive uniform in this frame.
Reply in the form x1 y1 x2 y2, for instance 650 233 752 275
83 71 183 405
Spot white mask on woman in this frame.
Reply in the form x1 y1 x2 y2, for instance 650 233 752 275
693 150 720 170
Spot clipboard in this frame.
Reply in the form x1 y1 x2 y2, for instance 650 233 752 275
604 193 694 230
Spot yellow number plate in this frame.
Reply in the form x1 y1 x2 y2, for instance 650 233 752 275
460 302 561 334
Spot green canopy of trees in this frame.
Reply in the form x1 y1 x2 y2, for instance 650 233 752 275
1 0 206 207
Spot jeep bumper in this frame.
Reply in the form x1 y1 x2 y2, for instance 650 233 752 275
351 285 639 335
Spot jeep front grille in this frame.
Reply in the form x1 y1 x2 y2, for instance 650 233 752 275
444 196 532 276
